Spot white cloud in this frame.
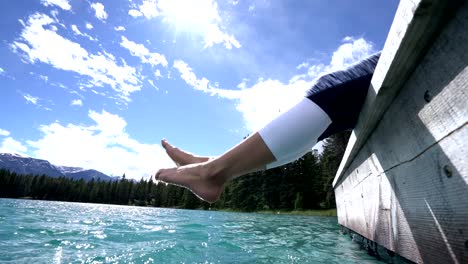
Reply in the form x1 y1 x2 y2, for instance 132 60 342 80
203 24 241 49
90 2 108 21
147 79 158 90
29 72 49 82
236 80 312 131
27 110 174 178
290 37 375 83
85 23 94 29
173 37 376 131
139 0 159 19
342 36 354 42
70 24 82 35
154 69 162 78
128 0 158 19
129 0 240 49
237 79 248 89
71 99 83 106
248 5 255 12
120 36 168 67
0 129 10 137
296 62 309 70
128 9 143 18
41 0 71 11
174 59 304 130
11 13 141 102
329 37 374 70
39 74 49 82
0 67 4 74
22 92 52 110
24 94 39 105
114 26 126 31
71 24 96 41
50 10 59 20
0 137 28 155
173 60 211 93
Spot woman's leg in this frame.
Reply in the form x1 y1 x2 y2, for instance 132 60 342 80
156 98 331 203
156 132 276 203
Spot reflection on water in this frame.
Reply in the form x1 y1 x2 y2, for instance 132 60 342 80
0 198 381 263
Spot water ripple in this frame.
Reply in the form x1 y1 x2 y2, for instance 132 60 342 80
0 198 382 263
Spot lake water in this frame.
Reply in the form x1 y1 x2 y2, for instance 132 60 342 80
0 198 381 263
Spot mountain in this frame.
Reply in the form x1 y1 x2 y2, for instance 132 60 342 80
0 153 116 181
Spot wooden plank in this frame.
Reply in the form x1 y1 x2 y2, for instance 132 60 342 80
336 126 468 263
333 0 463 187
335 1 468 262
345 5 468 175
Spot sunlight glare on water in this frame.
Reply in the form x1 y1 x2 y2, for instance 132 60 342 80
0 199 382 263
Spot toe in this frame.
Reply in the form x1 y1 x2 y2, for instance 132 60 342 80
155 169 163 180
161 139 168 149
156 168 178 183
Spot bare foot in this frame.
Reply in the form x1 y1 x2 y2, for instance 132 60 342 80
156 161 224 203
161 139 210 166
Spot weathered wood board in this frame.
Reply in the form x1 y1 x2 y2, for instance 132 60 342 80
334 0 468 263
333 0 463 187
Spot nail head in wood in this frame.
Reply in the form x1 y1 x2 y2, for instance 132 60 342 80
443 165 452 178
424 90 432 102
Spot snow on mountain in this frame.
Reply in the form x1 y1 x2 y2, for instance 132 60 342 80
56 166 85 174
0 153 116 181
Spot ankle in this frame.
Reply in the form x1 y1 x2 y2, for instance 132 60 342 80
202 158 229 184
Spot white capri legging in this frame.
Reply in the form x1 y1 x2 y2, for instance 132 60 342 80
259 98 331 169
258 51 381 169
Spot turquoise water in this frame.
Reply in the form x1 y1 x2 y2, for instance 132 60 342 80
0 199 380 263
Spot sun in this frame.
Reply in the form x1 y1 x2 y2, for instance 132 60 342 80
158 0 220 33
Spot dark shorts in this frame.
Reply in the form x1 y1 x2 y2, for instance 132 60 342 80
306 52 381 140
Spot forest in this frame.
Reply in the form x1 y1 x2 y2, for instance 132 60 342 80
0 132 350 212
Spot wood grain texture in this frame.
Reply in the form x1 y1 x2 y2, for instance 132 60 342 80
333 0 463 187
336 126 467 263
335 0 468 263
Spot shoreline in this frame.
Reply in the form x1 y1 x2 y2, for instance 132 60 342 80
217 208 337 217
10 198 337 216
256 209 337 216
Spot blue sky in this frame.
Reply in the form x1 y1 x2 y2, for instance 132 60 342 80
0 0 398 179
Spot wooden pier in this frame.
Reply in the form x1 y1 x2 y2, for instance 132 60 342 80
333 0 468 263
